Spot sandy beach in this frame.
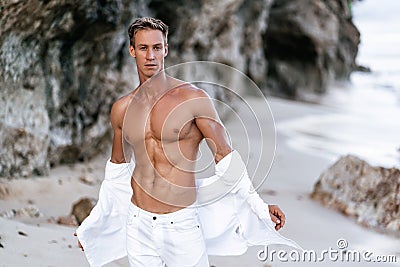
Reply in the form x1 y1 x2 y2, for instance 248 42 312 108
1 96 399 267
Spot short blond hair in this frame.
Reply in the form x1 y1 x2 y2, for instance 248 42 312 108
128 17 169 47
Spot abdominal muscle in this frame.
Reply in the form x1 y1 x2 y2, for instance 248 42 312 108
130 138 199 214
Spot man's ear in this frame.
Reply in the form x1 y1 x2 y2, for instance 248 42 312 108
164 44 168 58
129 45 136 58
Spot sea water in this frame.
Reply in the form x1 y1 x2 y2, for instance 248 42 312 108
278 0 400 168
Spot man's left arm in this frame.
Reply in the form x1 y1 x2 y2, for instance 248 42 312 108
192 94 232 163
190 89 285 230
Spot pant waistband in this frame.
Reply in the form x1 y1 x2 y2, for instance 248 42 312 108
128 201 198 222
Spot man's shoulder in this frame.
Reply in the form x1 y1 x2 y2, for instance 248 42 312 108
165 76 209 99
111 91 136 116
169 83 209 100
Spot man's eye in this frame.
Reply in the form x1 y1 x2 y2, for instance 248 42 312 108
139 47 147 51
154 47 162 51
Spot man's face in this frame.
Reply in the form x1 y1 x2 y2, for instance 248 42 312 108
130 29 168 81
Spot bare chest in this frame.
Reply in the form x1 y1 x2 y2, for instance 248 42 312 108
123 94 199 145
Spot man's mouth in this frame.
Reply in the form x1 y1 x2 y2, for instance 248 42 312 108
145 63 157 67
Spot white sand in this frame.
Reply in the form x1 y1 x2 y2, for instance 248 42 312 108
1 97 399 267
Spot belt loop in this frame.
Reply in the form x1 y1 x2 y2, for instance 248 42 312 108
136 205 140 218
131 202 139 218
195 201 199 216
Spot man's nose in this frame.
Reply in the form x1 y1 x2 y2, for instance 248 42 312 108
146 49 155 59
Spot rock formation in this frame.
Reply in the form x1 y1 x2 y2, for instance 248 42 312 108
0 0 361 177
265 0 360 98
0 0 143 177
311 155 400 233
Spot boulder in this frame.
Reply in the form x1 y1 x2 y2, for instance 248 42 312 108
71 197 97 225
311 155 400 233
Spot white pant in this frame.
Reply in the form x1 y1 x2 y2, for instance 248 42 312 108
126 202 209 267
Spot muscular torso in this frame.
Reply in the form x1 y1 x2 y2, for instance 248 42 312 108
123 81 204 213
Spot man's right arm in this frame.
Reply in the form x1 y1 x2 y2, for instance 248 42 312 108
110 96 130 164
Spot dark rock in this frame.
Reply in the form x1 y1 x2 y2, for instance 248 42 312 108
156 0 272 86
311 155 400 233
0 0 273 177
0 0 139 178
265 0 360 98
355 64 371 73
71 197 97 225
18 230 28 237
0 0 361 177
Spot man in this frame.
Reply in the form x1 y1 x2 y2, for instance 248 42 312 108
76 17 297 267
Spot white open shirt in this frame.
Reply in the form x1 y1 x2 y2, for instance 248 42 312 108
76 150 301 267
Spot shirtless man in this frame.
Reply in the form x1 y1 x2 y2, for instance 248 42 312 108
78 17 286 266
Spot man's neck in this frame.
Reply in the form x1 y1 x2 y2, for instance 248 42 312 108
138 71 170 99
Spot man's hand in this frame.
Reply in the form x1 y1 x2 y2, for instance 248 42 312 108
74 233 84 251
268 205 286 231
